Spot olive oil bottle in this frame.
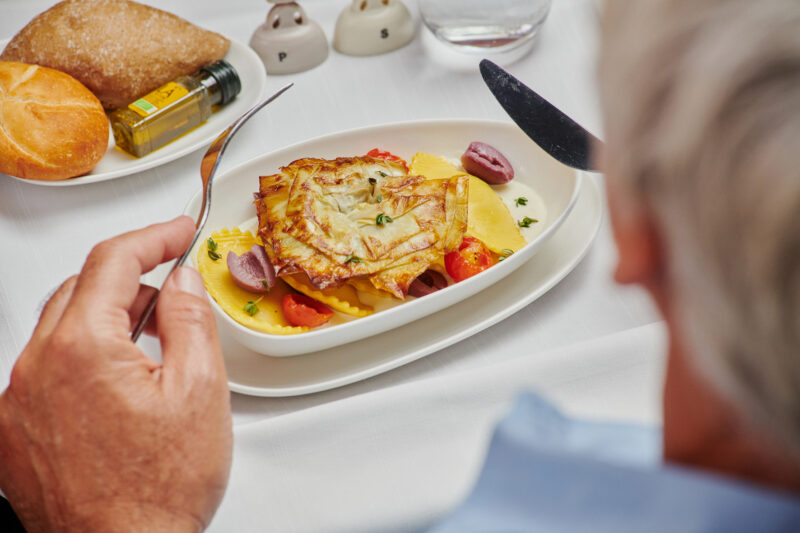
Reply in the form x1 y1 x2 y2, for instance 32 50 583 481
109 60 241 158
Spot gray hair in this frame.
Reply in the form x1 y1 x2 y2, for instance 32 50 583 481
599 0 800 454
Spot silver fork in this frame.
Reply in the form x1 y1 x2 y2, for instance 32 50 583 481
131 83 294 342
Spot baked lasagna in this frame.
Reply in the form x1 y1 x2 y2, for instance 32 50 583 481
255 156 469 298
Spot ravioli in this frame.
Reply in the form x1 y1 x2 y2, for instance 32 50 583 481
256 156 469 298
196 229 308 335
282 273 373 317
409 153 527 254
197 228 376 334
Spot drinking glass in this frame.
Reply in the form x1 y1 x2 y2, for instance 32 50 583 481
419 0 552 52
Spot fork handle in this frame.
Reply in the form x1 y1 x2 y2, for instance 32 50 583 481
130 83 294 343
130 238 196 341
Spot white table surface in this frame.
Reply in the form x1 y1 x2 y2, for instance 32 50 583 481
0 1 666 529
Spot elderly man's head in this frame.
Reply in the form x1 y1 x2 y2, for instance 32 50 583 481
599 0 800 462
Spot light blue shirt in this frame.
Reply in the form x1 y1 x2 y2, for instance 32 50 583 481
430 393 800 532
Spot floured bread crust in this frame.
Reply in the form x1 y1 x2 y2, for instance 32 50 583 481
0 0 230 110
256 156 469 298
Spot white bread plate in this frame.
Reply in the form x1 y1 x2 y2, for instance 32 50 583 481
0 37 267 187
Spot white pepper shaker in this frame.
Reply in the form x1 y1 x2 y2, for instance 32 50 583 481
249 0 329 74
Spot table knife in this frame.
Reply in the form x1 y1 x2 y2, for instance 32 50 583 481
479 59 602 172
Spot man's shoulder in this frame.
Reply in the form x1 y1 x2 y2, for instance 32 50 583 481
429 393 800 532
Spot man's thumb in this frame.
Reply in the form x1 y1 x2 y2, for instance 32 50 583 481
156 267 224 382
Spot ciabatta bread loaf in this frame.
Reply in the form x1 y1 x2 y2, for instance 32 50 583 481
1 0 231 110
0 62 109 181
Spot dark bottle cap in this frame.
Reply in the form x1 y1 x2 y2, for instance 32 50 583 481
200 60 242 105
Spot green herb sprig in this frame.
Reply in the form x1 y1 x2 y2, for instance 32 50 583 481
345 254 362 264
207 237 221 261
244 300 259 316
498 249 514 261
515 197 528 207
518 216 538 228
376 213 393 226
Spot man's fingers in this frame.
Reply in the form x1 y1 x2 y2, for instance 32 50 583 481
156 267 225 387
129 284 159 337
65 216 195 330
29 276 78 345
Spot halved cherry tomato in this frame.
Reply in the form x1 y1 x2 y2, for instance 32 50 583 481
282 293 334 328
444 236 496 282
366 148 409 171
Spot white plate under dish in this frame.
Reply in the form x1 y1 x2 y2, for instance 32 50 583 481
1 37 267 187
185 119 582 356
222 174 602 396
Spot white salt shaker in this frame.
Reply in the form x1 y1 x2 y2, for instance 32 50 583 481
334 0 415 56
249 0 329 74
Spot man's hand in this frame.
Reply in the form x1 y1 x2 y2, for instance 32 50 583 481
0 216 232 533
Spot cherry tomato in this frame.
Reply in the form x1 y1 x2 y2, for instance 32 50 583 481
444 236 496 282
366 148 409 171
282 293 334 328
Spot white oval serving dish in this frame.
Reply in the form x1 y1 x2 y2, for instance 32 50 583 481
185 119 581 356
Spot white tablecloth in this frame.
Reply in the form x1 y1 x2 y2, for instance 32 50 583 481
0 1 666 530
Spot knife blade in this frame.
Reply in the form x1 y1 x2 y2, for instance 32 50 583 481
479 59 602 172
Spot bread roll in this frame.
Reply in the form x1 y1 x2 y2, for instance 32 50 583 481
0 62 109 181
1 0 231 110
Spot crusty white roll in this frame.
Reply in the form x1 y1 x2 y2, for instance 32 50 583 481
0 61 109 181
